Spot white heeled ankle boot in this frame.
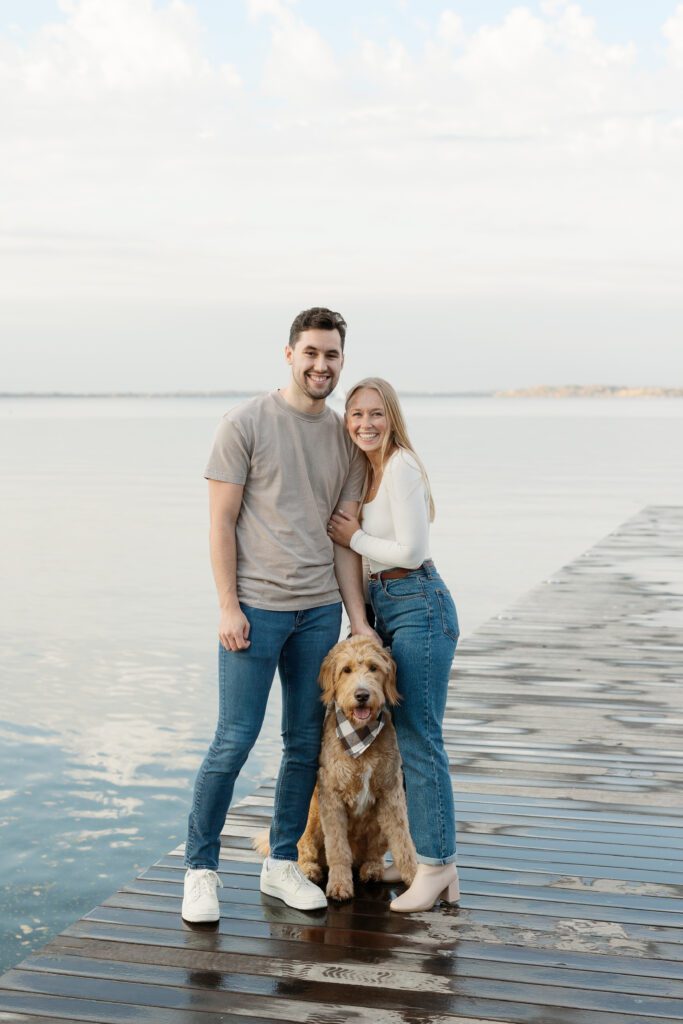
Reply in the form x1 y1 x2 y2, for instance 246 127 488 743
390 863 460 913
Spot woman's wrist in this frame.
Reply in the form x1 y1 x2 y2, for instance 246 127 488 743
349 528 365 553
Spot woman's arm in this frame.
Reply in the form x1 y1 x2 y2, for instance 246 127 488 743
349 453 430 569
332 500 380 639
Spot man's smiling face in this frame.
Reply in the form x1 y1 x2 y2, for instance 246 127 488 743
286 328 344 402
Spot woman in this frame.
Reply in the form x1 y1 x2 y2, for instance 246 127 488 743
327 378 460 913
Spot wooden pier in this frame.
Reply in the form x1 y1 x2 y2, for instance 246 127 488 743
1 505 682 1023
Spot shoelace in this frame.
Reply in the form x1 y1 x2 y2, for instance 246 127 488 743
282 862 311 890
192 870 223 899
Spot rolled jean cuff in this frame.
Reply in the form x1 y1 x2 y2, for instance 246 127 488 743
416 852 458 866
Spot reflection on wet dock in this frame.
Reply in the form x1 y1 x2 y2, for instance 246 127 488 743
1 505 682 1023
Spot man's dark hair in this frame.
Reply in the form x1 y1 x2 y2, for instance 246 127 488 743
288 307 347 350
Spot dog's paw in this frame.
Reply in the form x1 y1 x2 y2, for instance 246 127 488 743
299 861 323 884
326 871 354 902
359 860 384 883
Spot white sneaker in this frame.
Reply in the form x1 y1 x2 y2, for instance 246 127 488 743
182 868 222 922
260 859 327 910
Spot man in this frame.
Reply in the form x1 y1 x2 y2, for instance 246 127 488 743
182 307 374 922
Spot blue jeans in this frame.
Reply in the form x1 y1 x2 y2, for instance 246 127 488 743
185 601 342 869
370 562 458 865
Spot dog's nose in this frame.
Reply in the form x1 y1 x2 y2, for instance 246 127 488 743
354 689 370 704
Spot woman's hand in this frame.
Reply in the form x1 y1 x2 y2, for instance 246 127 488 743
327 508 361 548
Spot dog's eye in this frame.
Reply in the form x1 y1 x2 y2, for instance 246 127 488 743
368 664 377 672
342 666 352 674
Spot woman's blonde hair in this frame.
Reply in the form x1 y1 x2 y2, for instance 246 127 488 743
344 377 435 521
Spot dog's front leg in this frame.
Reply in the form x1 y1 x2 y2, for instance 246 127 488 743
297 786 325 884
318 786 354 901
377 793 418 884
359 820 386 883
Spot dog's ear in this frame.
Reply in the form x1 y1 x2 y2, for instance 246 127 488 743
379 648 401 706
319 644 341 704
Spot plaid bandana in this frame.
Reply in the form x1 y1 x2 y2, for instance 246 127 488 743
334 702 385 758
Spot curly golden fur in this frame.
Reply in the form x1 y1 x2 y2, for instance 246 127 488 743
253 636 417 899
297 635 417 901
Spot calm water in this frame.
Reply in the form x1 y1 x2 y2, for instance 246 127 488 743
1 394 682 971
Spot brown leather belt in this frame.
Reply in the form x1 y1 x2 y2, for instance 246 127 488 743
369 561 430 582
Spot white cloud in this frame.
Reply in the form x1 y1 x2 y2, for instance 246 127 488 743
437 11 464 47
248 0 340 98
264 24 339 95
1 1 682 388
247 0 297 20
540 0 570 13
6 0 240 95
458 7 548 75
663 4 683 67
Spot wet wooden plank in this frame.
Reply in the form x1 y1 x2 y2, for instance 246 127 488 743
0 987 297 1023
49 922 683 984
128 870 683 917
4 964 683 1024
10 950 683 1021
1 505 682 1023
75 898 683 959
37 937 683 998
58 900 683 962
0 1016 103 1024
108 881 683 930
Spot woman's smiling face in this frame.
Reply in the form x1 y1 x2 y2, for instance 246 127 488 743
345 387 388 454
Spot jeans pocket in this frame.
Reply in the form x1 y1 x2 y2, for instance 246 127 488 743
436 588 459 641
383 576 426 600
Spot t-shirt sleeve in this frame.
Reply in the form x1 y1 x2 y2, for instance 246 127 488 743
349 452 429 568
204 414 252 483
339 444 366 503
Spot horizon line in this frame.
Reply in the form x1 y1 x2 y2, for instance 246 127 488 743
1 386 681 399
0 389 495 399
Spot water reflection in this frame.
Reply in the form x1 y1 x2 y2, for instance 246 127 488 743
0 638 281 972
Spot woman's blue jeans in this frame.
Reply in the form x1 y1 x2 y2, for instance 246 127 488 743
370 562 458 865
185 601 342 869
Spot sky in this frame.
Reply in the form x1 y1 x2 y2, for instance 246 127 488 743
1 0 683 392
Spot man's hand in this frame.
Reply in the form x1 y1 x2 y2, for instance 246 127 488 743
349 618 381 645
219 605 251 651
328 508 361 548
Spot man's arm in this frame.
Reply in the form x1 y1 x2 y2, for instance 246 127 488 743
208 480 251 651
333 499 378 639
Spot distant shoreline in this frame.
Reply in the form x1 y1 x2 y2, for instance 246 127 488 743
0 390 493 399
1 386 681 399
496 385 683 398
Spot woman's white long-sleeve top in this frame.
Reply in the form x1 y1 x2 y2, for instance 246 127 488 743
349 449 431 574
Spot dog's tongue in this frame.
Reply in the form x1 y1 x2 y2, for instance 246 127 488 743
354 707 371 721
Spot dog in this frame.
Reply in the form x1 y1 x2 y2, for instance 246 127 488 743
256 635 417 901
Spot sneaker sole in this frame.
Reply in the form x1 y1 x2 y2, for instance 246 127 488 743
181 907 220 923
260 879 327 911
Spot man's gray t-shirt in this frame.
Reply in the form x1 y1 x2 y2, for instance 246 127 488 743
205 391 365 611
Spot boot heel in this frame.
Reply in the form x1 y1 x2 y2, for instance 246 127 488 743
441 879 460 905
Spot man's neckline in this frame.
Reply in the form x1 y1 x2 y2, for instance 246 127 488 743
271 390 333 422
